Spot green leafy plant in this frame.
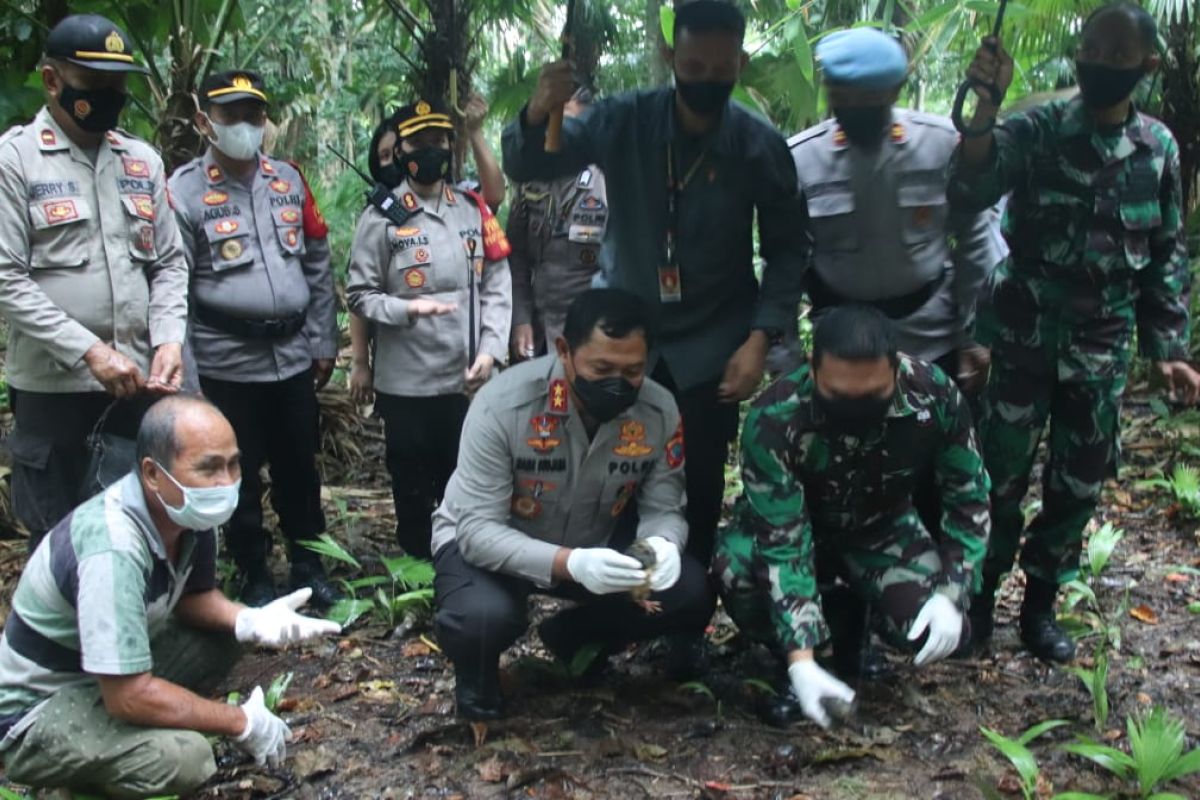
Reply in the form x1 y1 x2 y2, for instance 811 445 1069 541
1061 707 1200 799
300 537 435 629
678 680 723 722
1086 522 1124 580
0 789 27 800
1066 649 1110 734
265 671 294 713
520 641 604 681
978 719 1070 800
1137 464 1200 520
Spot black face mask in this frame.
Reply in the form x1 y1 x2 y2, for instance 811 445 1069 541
833 105 891 148
1075 61 1144 110
675 78 735 117
58 82 127 133
814 387 894 434
572 372 640 424
378 162 405 189
398 146 451 186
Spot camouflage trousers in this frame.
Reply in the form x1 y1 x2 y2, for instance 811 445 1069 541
977 352 1125 585
715 510 964 653
2 622 240 798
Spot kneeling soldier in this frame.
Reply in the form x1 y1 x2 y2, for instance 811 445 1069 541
716 305 990 728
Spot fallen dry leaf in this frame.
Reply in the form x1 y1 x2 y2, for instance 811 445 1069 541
634 742 669 761
1137 692 1153 705
332 685 360 702
477 754 509 783
1164 573 1191 583
1130 605 1159 625
402 640 432 658
471 720 489 748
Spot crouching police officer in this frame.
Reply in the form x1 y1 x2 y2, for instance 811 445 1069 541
347 98 512 559
431 289 717 720
0 14 189 547
169 71 340 607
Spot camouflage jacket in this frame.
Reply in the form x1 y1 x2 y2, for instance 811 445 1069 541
731 356 990 649
948 97 1190 364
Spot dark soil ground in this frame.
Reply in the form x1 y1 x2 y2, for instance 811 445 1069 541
1 384 1198 800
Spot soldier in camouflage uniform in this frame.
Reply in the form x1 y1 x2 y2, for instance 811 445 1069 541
950 3 1200 662
715 305 990 728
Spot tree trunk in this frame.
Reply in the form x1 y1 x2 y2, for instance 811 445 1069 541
1160 11 1198 217
644 0 668 87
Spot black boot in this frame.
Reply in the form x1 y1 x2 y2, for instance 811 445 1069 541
963 571 1001 654
239 560 277 608
289 557 343 610
1019 577 1076 663
757 677 804 728
537 613 612 683
454 663 506 721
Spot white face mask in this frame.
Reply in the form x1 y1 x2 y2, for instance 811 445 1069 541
206 117 264 161
155 461 241 531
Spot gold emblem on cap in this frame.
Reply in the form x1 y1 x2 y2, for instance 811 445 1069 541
232 75 253 90
415 100 431 116
105 31 125 54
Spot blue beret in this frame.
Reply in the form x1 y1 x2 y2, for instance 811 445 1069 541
815 29 908 90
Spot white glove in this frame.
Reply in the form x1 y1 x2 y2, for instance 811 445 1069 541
234 686 291 767
234 587 343 647
642 536 682 592
907 592 964 666
566 547 646 594
788 658 856 729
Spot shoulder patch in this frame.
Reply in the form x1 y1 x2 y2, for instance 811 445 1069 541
788 120 835 150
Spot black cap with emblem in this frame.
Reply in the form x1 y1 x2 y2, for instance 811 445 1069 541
44 14 149 74
393 98 456 140
199 70 270 105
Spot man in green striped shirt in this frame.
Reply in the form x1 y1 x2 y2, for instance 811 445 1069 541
0 395 341 797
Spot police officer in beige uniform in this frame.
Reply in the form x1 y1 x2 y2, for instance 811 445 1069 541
432 289 716 720
508 89 608 361
0 14 189 547
790 29 1000 392
347 99 511 559
169 71 339 607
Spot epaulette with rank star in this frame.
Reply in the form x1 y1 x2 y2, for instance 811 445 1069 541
39 129 57 147
206 164 224 183
402 192 419 212
260 158 276 175
890 122 908 144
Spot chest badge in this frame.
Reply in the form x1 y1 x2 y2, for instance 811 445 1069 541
43 199 78 223
203 190 228 206
213 219 239 235
284 228 299 248
613 420 653 458
131 195 154 220
134 225 154 253
220 239 244 261
122 158 150 178
269 178 291 194
404 268 426 289
512 495 543 520
527 414 562 453
610 480 638 517
280 208 300 224
414 247 430 264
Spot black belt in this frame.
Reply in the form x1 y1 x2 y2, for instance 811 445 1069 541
194 303 306 340
807 268 944 320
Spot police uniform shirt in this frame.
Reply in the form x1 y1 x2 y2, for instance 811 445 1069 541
168 150 338 382
0 107 188 393
346 179 512 397
430 355 687 586
789 109 1003 359
508 166 608 343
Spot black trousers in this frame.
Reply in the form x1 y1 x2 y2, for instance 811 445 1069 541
7 390 150 549
199 369 324 568
650 364 740 567
433 541 716 692
374 392 470 560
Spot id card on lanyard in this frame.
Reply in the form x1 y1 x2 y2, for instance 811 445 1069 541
661 140 709 304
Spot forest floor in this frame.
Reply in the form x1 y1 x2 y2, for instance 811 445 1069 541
1 384 1198 800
